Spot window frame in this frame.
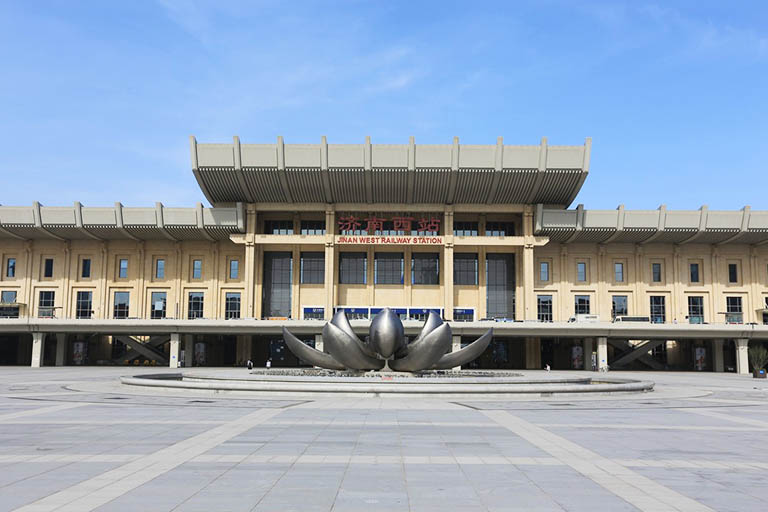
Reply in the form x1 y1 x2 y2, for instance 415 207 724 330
228 258 240 280
117 258 128 280
454 253 478 286
43 257 54 279
539 260 550 283
6 257 16 278
155 258 166 280
191 258 203 281
574 295 590 315
687 296 704 324
649 295 666 324
38 290 55 318
651 262 663 283
612 295 628 319
224 292 241 319
689 262 700 284
300 252 325 284
725 296 743 324
613 261 624 283
375 252 404 285
113 291 130 319
537 295 553 322
188 291 205 319
150 291 167 319
453 221 479 237
576 261 587 283
75 290 93 319
339 252 367 285
80 258 92 279
727 262 739 284
412 252 439 285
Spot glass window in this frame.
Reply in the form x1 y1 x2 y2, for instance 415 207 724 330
151 291 167 319
375 253 403 285
229 259 239 280
726 296 743 324
689 263 700 283
0 291 18 318
540 261 549 282
118 258 128 279
453 308 474 322
192 259 202 280
38 291 55 317
264 220 293 235
262 252 292 318
728 263 738 283
412 253 439 285
76 291 92 319
652 263 662 283
453 221 478 236
485 221 515 236
574 295 590 315
650 296 665 323
486 254 515 319
612 295 628 318
113 291 130 319
688 296 704 324
300 220 325 235
300 252 324 284
339 252 367 284
576 262 587 282
188 292 204 319
44 258 54 278
81 258 91 279
454 253 478 285
155 259 165 279
225 292 241 319
614 262 624 283
5 258 15 278
537 295 553 322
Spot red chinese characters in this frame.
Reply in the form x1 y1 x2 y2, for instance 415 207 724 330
338 215 441 234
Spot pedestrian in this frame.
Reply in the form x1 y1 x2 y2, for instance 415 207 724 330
266 358 272 369
545 364 551 372
246 359 253 370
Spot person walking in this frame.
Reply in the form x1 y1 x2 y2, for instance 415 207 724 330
266 358 272 369
246 359 253 370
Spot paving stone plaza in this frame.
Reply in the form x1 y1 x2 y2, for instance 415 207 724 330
0 369 765 511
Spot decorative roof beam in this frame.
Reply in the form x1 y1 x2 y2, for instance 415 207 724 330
73 202 102 241
564 204 585 243
640 205 667 245
486 136 505 204
406 136 415 204
679 206 708 244
446 137 459 204
717 206 751 245
196 203 215 241
0 205 27 240
320 136 334 203
563 137 591 207
114 202 140 241
232 136 254 203
32 202 66 241
275 136 293 203
154 202 178 242
603 205 625 243
525 136 548 204
190 136 215 205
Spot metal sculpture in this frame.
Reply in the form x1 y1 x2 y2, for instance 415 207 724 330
282 308 493 372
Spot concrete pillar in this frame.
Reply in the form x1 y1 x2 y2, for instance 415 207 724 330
583 338 593 371
525 337 541 369
55 333 67 366
452 335 462 370
183 335 194 367
597 336 608 371
31 332 45 368
735 338 750 375
314 334 324 353
236 335 252 364
713 339 724 373
169 333 180 368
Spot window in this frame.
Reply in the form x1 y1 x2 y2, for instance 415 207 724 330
188 292 204 319
300 220 325 235
650 296 666 323
576 262 587 282
192 259 202 280
339 252 367 284
690 263 700 283
155 259 165 279
486 254 515 319
454 221 478 236
454 253 478 285
113 291 130 319
0 291 19 318
537 295 553 322
688 296 704 324
300 252 324 284
229 259 239 280
612 295 628 318
539 261 550 282
118 258 128 279
652 262 662 283
614 262 624 283
6 257 16 278
151 292 166 319
574 295 590 315
303 307 325 320
225 292 241 319
76 291 92 319
44 258 54 278
412 253 439 285
38 291 55 317
81 259 91 279
725 296 743 324
453 308 474 322
728 263 738 284
486 221 515 236
375 253 403 285
264 220 293 235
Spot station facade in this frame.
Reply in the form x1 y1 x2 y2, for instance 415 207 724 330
1 136 767 372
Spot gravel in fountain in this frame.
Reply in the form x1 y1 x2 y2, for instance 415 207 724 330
245 369 524 378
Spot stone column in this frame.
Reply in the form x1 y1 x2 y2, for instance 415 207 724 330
236 335 251 364
712 339 724 373
443 207 454 320
324 208 336 320
183 335 194 367
525 337 541 369
55 333 67 366
522 205 535 320
31 332 45 368
451 335 462 370
597 336 608 371
583 337 593 371
169 333 180 368
735 338 750 375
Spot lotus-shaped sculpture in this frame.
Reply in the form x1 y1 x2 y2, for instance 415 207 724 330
282 308 493 372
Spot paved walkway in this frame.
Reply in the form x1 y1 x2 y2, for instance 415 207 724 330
0 367 766 511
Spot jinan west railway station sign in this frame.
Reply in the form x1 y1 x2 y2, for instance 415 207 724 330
336 215 443 245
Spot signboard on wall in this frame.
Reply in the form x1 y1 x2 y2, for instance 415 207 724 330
337 235 444 245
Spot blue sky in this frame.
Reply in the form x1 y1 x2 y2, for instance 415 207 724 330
1 1 766 210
